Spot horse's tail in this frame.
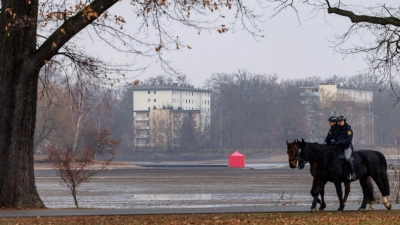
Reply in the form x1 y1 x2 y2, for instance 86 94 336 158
375 151 390 196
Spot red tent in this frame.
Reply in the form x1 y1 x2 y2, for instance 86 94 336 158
228 151 245 168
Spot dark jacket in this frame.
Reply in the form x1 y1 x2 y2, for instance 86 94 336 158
335 123 353 150
324 124 339 146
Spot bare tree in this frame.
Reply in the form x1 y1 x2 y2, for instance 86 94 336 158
46 129 119 208
269 1 400 102
0 0 263 208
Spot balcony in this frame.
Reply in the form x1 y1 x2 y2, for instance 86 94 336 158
135 117 149 121
135 126 150 130
300 92 319 97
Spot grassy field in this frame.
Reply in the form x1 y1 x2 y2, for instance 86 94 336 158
0 210 398 225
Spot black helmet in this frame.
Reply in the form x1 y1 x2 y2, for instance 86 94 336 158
337 115 346 121
328 116 338 122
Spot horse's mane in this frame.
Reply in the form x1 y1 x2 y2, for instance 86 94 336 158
306 142 335 152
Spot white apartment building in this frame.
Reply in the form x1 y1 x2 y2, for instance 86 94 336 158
133 83 212 147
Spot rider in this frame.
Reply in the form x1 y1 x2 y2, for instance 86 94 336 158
324 116 338 146
331 115 356 181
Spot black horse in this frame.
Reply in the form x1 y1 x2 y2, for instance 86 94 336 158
297 139 391 212
286 140 375 211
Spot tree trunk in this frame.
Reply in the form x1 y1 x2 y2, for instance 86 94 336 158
0 1 45 208
0 67 45 208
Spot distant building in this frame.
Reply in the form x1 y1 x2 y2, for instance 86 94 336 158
132 83 211 148
299 84 373 143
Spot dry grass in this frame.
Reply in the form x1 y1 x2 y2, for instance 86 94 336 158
0 211 399 225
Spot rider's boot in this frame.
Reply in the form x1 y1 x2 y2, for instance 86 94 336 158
347 160 356 181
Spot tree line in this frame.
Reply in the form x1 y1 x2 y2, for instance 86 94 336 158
35 71 400 154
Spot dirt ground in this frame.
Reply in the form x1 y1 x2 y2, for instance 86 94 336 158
2 210 400 225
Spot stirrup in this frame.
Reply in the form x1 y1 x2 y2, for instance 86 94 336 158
348 173 356 181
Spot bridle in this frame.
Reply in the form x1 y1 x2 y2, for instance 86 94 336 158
287 145 299 162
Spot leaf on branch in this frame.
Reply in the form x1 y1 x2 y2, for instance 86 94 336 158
187 45 192 49
60 28 66 34
134 80 140 86
52 42 57 49
155 45 163 52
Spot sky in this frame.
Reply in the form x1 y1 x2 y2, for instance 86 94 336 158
85 1 398 88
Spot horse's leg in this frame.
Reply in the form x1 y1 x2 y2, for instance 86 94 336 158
319 181 327 211
333 181 345 211
358 176 370 211
366 177 375 210
370 171 391 210
311 179 322 212
310 177 322 206
343 181 350 205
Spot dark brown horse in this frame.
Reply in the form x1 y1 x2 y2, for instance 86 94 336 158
286 140 374 211
297 139 389 211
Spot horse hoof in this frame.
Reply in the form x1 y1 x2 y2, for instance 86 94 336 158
311 208 317 213
318 208 324 212
369 206 374 210
358 208 366 212
383 197 392 210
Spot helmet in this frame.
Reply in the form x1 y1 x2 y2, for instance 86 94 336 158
337 115 346 121
328 116 338 122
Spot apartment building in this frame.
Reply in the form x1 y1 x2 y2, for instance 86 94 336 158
132 83 212 147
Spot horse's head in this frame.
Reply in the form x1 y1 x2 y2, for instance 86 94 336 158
286 139 300 168
298 139 311 169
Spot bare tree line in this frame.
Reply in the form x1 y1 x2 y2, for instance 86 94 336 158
35 71 400 154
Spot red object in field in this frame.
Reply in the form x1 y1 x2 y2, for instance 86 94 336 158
228 151 245 168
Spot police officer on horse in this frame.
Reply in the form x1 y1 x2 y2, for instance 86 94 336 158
324 116 338 146
331 115 356 181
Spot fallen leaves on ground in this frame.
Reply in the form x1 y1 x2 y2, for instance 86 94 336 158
0 210 399 225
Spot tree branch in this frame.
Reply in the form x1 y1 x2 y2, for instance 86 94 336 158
328 7 400 27
33 0 120 64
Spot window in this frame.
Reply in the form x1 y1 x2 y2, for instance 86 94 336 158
154 91 156 94
154 99 156 102
148 91 150 94
148 107 150 110
148 99 150 102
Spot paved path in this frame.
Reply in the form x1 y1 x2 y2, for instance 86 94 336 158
0 204 398 218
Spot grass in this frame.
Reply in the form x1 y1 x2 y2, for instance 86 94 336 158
0 210 399 225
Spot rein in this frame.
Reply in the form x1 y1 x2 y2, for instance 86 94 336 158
288 157 298 162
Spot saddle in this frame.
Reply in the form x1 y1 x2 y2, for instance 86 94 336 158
338 150 361 164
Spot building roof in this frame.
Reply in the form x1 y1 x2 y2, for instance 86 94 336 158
132 84 212 93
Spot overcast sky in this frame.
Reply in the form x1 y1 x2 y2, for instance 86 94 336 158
87 1 398 87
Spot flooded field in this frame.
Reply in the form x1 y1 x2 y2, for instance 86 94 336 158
34 163 367 209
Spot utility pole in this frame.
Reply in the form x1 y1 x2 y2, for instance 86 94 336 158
368 106 370 145
220 109 222 148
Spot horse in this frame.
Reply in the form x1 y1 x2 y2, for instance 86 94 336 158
286 140 351 211
297 139 391 212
